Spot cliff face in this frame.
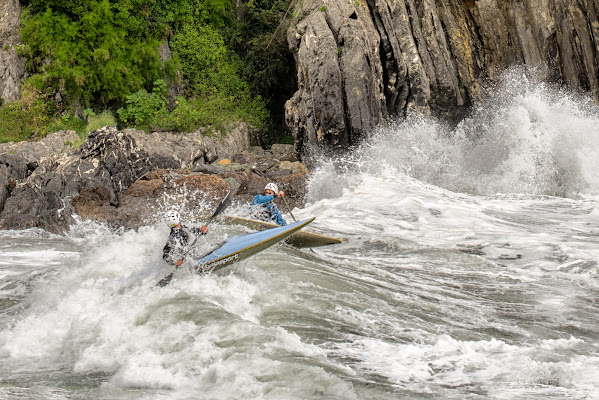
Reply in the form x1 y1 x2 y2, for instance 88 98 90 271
2 0 598 152
0 0 25 103
285 0 599 150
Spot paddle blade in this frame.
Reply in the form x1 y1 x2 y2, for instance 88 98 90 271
156 271 175 287
207 190 233 225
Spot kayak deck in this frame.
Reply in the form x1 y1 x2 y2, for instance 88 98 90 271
220 215 342 248
194 217 315 274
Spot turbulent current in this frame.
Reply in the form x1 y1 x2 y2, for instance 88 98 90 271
1 72 599 399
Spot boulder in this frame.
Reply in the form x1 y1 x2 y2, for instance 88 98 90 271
270 144 298 162
71 186 117 223
114 172 229 229
0 124 310 233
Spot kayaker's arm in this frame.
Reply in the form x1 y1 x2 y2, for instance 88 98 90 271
189 225 208 236
252 194 276 205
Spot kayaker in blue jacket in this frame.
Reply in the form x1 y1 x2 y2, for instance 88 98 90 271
251 183 287 226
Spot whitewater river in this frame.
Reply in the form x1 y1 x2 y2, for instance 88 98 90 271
1 72 599 399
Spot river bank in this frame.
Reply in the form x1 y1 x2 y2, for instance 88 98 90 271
0 124 310 233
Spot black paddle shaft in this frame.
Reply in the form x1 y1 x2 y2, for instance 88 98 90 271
206 190 232 226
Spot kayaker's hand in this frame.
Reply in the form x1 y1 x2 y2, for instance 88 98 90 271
277 191 285 198
200 225 208 234
175 259 183 267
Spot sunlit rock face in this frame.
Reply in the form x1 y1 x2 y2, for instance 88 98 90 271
0 0 25 103
286 0 599 150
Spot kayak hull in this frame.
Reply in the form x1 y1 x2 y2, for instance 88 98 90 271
194 217 315 274
220 215 342 248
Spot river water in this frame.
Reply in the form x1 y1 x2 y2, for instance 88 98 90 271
1 71 599 399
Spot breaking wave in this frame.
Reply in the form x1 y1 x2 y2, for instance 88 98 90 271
307 68 599 201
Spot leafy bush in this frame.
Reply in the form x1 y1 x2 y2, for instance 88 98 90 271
154 97 206 132
117 79 168 131
171 23 227 96
45 114 86 135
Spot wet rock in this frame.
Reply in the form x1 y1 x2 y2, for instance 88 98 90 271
192 163 229 175
71 186 115 222
270 144 298 162
0 164 9 211
0 125 310 233
114 172 229 229
265 169 293 179
0 214 40 230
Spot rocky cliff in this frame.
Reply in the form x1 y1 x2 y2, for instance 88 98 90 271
0 0 25 103
0 125 308 232
2 0 598 151
285 0 599 151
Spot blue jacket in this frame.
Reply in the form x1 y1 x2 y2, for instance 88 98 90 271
251 194 287 226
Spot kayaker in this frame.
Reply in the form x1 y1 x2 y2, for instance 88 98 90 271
162 210 208 267
251 183 287 226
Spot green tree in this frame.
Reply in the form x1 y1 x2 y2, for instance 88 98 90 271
11 0 294 142
19 0 165 110
169 21 268 131
225 0 297 144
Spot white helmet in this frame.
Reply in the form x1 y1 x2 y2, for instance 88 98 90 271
265 183 278 193
165 210 180 228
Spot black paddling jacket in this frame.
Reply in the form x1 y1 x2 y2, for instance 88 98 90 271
162 225 206 265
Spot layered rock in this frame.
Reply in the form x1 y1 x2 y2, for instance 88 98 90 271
0 125 309 232
0 0 25 103
286 0 599 150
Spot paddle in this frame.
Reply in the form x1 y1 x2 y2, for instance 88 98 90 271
156 190 233 287
205 190 233 226
281 196 297 222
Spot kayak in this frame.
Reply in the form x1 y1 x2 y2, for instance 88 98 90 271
219 215 342 248
194 217 315 274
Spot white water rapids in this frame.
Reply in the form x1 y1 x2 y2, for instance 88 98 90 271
1 71 599 399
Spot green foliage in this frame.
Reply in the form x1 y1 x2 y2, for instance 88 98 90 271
168 22 269 131
86 110 117 133
22 0 92 18
14 0 295 145
194 0 233 27
225 0 297 145
156 97 206 132
62 110 116 148
0 85 52 143
45 113 86 135
117 79 168 130
171 23 227 95
121 90 268 134
319 5 326 12
19 0 165 110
